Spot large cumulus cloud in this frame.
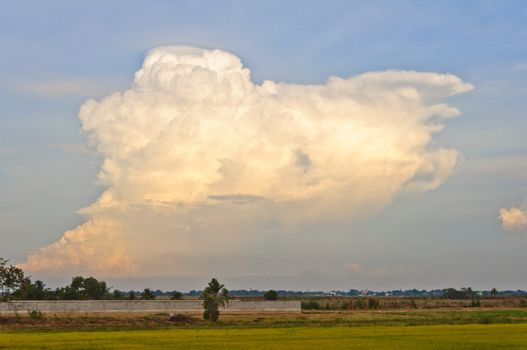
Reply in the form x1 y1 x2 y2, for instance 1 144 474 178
22 46 473 276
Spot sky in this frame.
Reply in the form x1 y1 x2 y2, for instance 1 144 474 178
0 0 526 291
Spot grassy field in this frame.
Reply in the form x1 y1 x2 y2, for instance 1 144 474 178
2 308 527 349
2 308 527 331
1 324 527 349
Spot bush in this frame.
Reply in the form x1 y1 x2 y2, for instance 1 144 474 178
353 299 365 309
368 298 381 310
27 310 43 319
301 300 320 310
480 317 491 324
171 291 184 300
263 290 278 301
169 313 194 323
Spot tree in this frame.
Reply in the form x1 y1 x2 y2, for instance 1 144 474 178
442 288 470 300
61 276 108 300
263 290 278 301
112 289 125 300
82 277 108 300
13 280 51 300
0 258 29 301
28 280 47 300
201 278 229 322
141 288 155 300
490 288 498 299
128 291 137 300
63 276 85 300
171 291 184 300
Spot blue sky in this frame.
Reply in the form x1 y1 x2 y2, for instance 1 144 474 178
1 0 526 290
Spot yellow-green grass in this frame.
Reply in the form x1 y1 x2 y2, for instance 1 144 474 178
1 324 527 349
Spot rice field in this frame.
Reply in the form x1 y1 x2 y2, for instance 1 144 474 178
1 324 527 349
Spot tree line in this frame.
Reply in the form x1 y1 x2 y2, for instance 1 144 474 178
1 258 283 322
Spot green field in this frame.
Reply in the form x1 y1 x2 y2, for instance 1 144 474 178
2 309 527 349
2 324 527 349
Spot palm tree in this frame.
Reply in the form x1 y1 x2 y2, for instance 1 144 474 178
201 278 229 322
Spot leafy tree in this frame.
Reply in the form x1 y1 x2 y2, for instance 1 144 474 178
0 258 29 301
141 288 155 300
13 280 53 300
62 276 84 300
128 291 137 300
27 280 47 300
82 277 108 299
263 290 278 300
201 278 229 322
171 291 184 300
112 289 125 300
60 276 108 300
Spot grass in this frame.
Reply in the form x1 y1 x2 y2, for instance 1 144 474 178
2 308 527 331
1 324 527 349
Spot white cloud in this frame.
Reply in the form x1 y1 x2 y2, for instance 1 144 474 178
500 204 527 231
21 46 472 277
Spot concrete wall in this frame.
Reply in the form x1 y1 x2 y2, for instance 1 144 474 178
0 300 300 313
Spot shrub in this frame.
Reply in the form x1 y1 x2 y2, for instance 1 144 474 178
353 299 365 309
263 290 278 301
27 310 43 319
301 300 320 310
169 313 194 323
368 298 380 310
470 294 481 307
171 291 184 300
480 316 491 324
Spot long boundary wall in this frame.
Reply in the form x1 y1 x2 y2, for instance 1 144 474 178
0 300 300 313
